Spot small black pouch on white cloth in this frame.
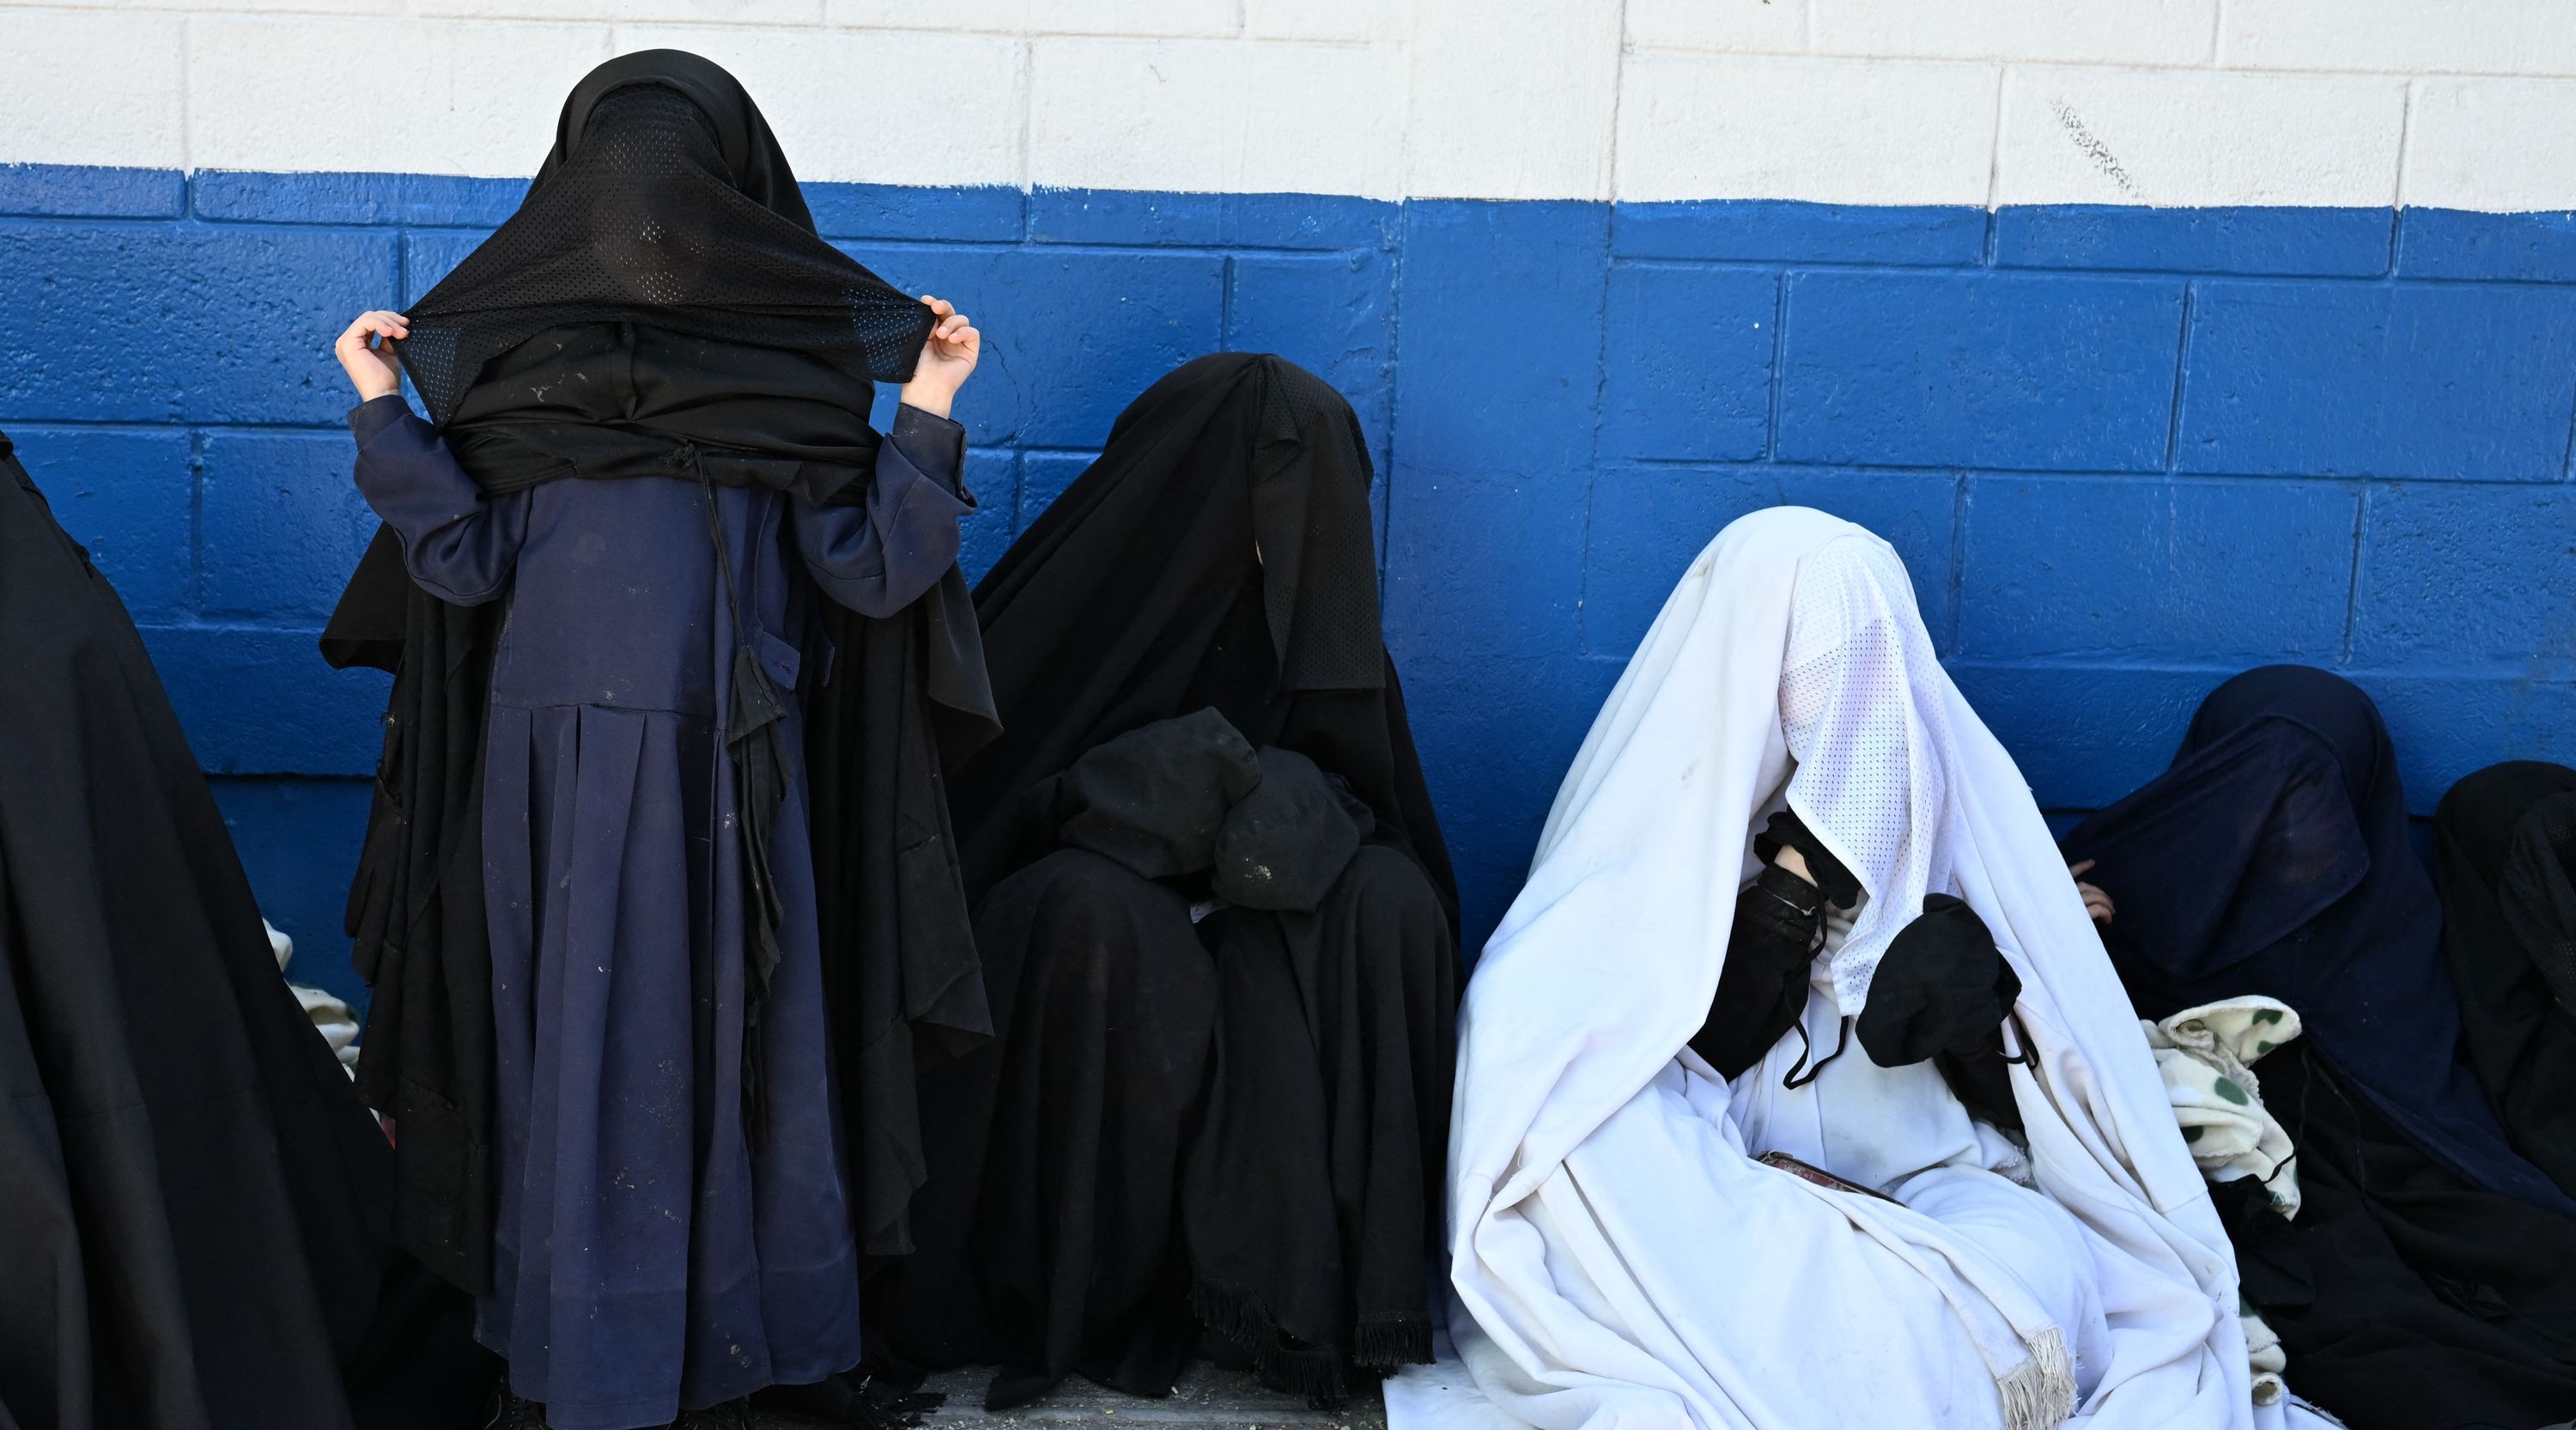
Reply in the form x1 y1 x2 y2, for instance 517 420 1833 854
1857 893 2020 1068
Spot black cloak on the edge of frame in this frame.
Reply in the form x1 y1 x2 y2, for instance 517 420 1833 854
0 432 459 1429
318 49 998 1294
2436 760 2576 1200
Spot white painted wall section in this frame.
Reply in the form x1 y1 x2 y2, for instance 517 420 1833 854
3 0 2575 209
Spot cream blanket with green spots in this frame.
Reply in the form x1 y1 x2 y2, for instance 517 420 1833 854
2139 997 2301 1216
2140 996 2303 1408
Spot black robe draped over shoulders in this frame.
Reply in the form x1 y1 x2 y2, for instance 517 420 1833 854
868 355 1458 1413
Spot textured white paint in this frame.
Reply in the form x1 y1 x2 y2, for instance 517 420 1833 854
187 18 613 174
614 23 1024 185
828 0 1236 38
2221 0 2576 78
0 11 185 167
822 0 1025 33
1625 0 1812 57
425 0 823 22
1619 53 2001 205
1030 37 1405 198
1405 0 1620 198
0 0 2571 207
1996 67 2406 207
1818 0 2215 67
1243 0 1410 45
2407 77 2576 210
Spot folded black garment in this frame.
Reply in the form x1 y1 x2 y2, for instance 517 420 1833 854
1214 747 1365 912
1042 708 1261 880
1042 709 1370 916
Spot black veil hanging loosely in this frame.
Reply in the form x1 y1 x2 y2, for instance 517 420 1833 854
390 49 933 428
321 50 996 1287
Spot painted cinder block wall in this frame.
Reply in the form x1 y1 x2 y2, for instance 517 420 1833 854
7 0 2576 1007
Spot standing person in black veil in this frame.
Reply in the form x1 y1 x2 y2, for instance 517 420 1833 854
0 431 494 1429
867 354 1459 1413
320 51 994 1430
2063 666 2576 1430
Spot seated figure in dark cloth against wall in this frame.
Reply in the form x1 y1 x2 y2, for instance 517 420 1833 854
2063 666 2576 1430
322 51 997 1430
867 354 1461 1412
0 431 493 1430
2435 758 2576 1200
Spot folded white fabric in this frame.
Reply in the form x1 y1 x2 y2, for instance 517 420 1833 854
2242 1299 2289 1409
2139 997 2302 1218
267 919 362 1074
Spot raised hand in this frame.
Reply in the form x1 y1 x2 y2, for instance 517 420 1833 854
334 310 410 403
897 295 981 420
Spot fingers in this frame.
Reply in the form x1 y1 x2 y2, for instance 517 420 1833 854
336 310 410 355
919 294 956 319
2068 859 2095 877
2076 882 2115 925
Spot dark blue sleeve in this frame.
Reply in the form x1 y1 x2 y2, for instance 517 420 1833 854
792 403 972 618
348 397 526 606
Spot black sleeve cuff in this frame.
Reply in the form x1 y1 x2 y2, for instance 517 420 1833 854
347 393 416 448
889 402 969 502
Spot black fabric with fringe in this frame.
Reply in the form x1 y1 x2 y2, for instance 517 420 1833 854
865 356 1456 1411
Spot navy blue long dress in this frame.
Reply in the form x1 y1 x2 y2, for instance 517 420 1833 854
349 392 969 1430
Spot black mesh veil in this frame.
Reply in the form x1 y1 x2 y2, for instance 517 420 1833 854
392 50 933 425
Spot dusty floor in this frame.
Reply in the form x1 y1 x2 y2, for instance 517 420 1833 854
915 1367 1388 1430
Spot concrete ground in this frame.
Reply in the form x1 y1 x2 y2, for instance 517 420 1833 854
916 1367 1387 1430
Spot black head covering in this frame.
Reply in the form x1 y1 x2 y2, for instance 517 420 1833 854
390 50 931 428
2436 760 2576 1196
953 352 1455 916
321 52 995 1283
2063 665 2574 1214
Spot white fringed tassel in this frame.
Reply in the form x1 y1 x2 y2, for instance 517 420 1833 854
1996 1326 2076 1430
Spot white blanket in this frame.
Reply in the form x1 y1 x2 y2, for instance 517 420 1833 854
1413 509 2262 1430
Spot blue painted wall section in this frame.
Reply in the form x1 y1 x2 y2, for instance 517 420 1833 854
5 162 2574 1007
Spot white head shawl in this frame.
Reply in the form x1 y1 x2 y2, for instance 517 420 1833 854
1436 509 2252 1430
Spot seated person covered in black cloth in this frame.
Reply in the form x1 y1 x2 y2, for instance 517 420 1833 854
0 430 494 1430
2436 759 2576 1199
866 355 1459 1412
2063 665 2576 1430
